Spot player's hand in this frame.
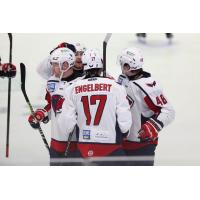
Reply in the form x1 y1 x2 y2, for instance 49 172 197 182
28 115 40 129
138 120 159 142
1 63 16 78
117 74 129 87
28 109 49 129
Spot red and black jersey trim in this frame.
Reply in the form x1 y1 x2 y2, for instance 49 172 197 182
44 91 51 112
123 140 158 150
133 82 162 115
77 143 123 157
47 80 59 83
133 82 164 128
51 138 77 153
151 116 164 128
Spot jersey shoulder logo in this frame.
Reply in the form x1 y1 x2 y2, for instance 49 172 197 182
146 81 156 87
47 82 56 92
52 95 65 116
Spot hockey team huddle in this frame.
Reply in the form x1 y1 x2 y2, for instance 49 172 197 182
0 41 175 166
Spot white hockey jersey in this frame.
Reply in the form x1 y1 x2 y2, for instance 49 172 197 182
119 71 175 143
58 77 132 145
46 75 82 142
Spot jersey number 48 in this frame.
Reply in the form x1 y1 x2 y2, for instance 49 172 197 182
156 94 167 105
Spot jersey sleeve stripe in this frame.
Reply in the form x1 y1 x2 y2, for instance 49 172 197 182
133 82 161 112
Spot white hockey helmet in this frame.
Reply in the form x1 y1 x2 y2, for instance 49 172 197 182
50 47 75 69
118 47 144 71
82 49 103 71
74 43 87 52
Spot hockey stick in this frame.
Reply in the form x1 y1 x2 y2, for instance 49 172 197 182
103 33 112 77
20 63 50 153
64 126 76 157
6 33 12 157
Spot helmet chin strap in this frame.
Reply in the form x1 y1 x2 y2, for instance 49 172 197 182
59 70 64 81
59 62 71 81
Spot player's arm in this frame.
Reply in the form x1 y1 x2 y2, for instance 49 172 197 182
44 90 51 112
138 83 175 142
57 86 77 135
116 85 132 138
28 90 51 129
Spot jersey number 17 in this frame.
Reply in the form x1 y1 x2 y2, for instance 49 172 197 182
81 95 107 126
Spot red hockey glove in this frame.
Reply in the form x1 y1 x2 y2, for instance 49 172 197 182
28 109 49 129
0 63 16 78
138 119 160 142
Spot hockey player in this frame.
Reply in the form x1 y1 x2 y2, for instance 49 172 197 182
50 42 86 72
117 47 175 165
0 58 16 78
28 47 81 165
73 42 87 71
58 49 132 166
37 42 86 80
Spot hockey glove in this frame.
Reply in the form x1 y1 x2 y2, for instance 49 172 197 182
138 119 161 142
117 74 129 87
0 63 16 78
28 109 49 129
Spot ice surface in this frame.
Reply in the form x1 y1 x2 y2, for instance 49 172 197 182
0 33 200 165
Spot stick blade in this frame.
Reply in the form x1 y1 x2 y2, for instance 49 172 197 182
20 63 26 85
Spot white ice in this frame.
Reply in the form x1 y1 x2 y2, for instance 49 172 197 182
0 33 199 165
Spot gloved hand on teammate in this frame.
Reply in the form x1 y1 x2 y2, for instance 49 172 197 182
138 119 161 142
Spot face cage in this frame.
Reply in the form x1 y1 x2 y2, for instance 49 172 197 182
51 61 73 71
121 60 142 72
